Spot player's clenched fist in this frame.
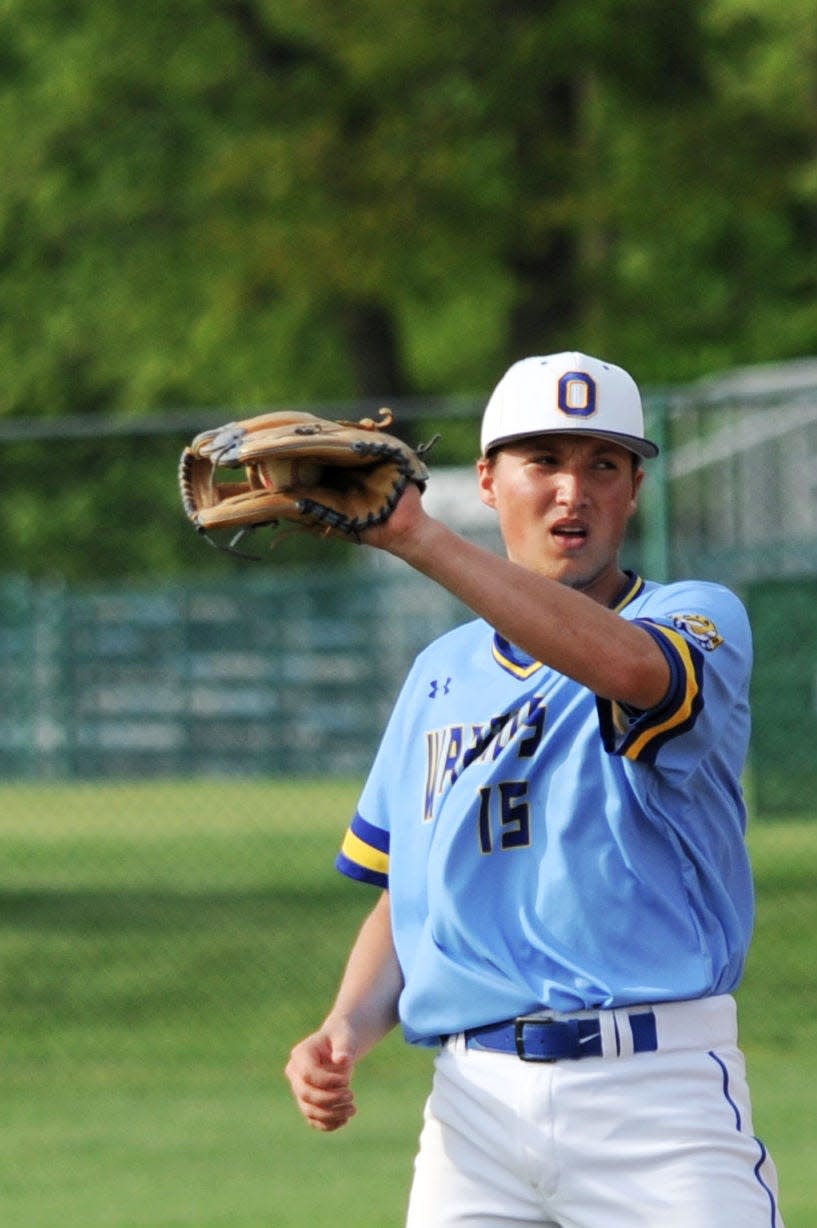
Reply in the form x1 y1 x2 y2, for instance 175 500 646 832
285 1029 358 1132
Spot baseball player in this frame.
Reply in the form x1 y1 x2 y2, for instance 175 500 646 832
285 353 784 1227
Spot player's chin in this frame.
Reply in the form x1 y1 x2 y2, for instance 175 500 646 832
532 548 591 585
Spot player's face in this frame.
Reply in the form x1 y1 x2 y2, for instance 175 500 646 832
477 434 644 604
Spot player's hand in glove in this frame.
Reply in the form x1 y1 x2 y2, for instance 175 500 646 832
179 408 434 557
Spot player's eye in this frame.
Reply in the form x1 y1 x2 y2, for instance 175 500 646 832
593 455 624 471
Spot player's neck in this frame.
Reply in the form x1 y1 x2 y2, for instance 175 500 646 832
562 565 631 609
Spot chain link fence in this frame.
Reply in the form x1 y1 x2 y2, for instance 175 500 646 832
0 569 466 781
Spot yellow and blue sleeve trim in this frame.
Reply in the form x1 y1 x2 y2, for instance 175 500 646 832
336 812 390 888
598 619 705 764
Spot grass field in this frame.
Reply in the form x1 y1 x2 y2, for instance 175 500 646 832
0 779 814 1227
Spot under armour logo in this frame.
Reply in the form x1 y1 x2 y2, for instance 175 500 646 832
429 677 452 699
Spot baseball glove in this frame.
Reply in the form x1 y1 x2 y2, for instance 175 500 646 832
179 408 432 555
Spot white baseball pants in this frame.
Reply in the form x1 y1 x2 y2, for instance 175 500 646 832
405 996 783 1228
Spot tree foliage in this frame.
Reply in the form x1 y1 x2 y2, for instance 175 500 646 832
1 0 816 576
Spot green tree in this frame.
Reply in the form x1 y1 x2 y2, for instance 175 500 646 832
578 0 817 381
0 0 513 416
3 0 817 578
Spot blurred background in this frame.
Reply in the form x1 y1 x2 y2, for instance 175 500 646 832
1 2 816 1225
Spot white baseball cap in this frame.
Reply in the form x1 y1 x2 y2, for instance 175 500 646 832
480 352 659 459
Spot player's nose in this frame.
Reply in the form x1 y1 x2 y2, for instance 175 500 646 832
554 469 588 509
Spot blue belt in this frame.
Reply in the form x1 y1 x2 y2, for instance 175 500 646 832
461 1009 658 1062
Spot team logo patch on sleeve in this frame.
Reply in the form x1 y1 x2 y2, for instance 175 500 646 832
670 613 724 652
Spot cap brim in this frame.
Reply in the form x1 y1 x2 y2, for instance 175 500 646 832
483 427 659 460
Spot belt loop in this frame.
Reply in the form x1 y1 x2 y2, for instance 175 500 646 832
598 1009 619 1057
613 1009 635 1058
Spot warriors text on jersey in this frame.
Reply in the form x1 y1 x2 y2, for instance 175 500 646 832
336 572 754 1046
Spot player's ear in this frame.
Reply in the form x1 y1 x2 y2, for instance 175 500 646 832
477 455 498 509
630 462 645 509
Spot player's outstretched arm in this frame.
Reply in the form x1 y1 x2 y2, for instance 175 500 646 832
285 891 402 1132
362 485 670 711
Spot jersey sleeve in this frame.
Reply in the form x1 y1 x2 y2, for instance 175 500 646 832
597 581 752 767
336 811 390 888
334 654 427 887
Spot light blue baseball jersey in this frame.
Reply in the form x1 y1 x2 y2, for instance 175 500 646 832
336 572 755 1046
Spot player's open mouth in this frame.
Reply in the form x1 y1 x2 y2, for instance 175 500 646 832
551 521 588 546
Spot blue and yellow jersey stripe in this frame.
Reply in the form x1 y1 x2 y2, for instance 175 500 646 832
598 619 705 763
336 812 390 888
491 637 543 679
612 572 645 612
